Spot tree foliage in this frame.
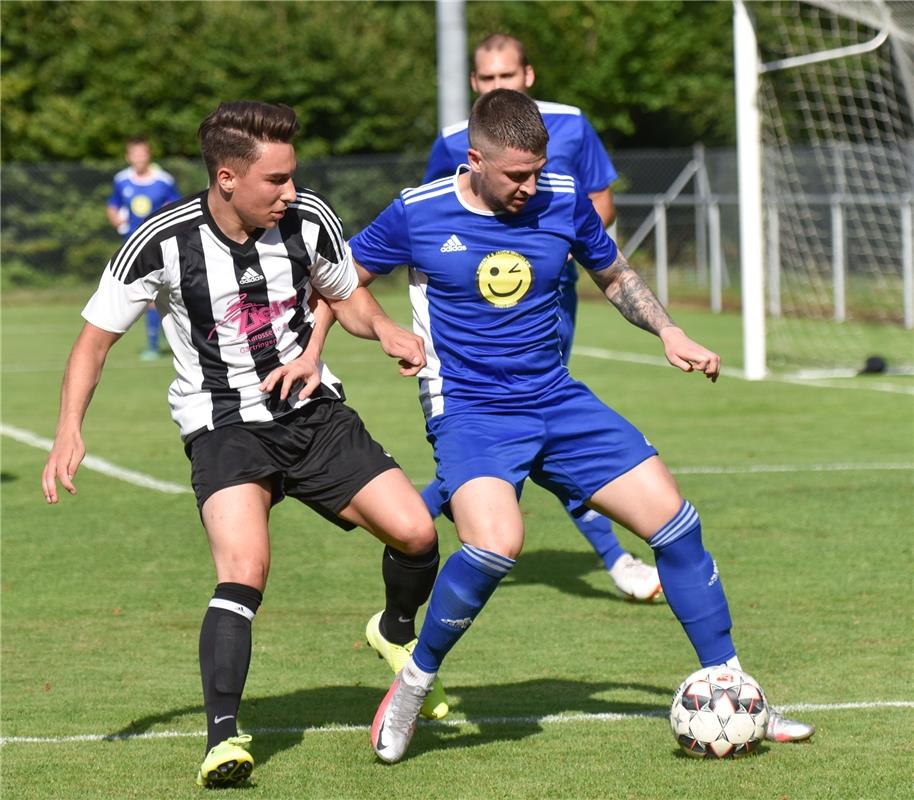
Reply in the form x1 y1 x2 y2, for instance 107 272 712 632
468 1 735 148
1 0 735 163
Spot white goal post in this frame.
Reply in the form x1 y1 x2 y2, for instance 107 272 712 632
734 0 914 379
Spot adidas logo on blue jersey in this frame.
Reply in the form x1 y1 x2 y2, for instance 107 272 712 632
440 234 467 253
239 267 264 285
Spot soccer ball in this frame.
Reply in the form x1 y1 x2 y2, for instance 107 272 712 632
669 666 769 758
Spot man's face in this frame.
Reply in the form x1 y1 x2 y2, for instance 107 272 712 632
125 143 152 173
224 142 297 231
469 144 546 214
470 46 534 94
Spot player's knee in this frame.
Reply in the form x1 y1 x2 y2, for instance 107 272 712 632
490 538 523 560
388 512 438 555
459 531 523 560
454 513 524 559
218 559 269 592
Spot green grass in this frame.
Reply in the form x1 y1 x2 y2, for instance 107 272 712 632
575 274 914 373
2 286 913 799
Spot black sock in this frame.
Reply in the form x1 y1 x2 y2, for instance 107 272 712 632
199 582 262 752
380 542 439 644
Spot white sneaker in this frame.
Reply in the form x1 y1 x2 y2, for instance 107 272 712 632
365 611 449 719
371 671 431 764
608 553 662 601
766 709 815 742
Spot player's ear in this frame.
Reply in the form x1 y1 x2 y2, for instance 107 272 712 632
467 147 484 172
524 65 535 89
469 72 479 94
215 166 236 193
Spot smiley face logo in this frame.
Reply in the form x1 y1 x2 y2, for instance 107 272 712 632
476 250 533 308
130 194 153 219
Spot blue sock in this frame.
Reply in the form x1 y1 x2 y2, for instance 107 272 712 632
146 307 160 351
412 544 514 672
421 478 445 519
569 506 625 570
649 501 736 667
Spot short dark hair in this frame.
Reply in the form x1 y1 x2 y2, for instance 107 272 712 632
198 101 300 180
473 33 529 70
468 89 548 157
125 137 149 148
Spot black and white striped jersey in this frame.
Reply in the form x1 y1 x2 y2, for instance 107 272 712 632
82 188 358 440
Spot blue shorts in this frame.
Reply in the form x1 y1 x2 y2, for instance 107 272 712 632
426 378 657 514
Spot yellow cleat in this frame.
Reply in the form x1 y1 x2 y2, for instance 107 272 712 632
365 611 449 720
195 734 254 788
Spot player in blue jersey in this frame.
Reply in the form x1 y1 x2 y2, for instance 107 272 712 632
351 90 814 762
107 137 182 360
422 34 660 602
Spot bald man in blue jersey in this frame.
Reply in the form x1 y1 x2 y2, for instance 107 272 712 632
353 89 814 762
422 34 661 602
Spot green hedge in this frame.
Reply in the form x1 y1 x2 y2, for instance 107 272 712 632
1 1 736 164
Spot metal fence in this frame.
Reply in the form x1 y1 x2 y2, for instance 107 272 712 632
3 146 911 326
0 146 738 289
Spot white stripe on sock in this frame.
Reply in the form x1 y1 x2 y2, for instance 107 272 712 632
462 544 515 575
208 598 255 621
649 501 699 549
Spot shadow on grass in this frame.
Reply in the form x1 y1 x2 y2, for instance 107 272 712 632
501 548 662 604
108 677 670 767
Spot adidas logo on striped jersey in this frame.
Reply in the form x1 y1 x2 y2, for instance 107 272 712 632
239 267 264 285
440 234 467 253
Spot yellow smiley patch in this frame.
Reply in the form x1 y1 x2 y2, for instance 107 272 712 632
130 194 153 219
476 250 533 308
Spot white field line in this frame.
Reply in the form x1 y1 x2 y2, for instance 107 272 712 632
2 701 911 746
573 346 914 395
0 423 190 495
669 462 912 475
410 462 912 486
2 362 169 374
4 421 909 496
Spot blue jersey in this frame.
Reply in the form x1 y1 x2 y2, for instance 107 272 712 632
423 100 617 193
349 171 617 420
108 165 181 237
425 100 616 305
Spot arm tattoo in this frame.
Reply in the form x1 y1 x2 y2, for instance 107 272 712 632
589 252 676 335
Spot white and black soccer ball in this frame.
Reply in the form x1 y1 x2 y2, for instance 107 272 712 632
670 666 769 758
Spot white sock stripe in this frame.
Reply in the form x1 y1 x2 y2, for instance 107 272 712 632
650 509 698 549
649 501 699 549
462 544 515 575
208 598 256 621
651 501 691 544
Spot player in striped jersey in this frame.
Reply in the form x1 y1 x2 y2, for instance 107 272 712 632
354 90 813 763
422 33 661 602
40 101 449 787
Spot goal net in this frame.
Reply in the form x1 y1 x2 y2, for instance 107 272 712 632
740 0 913 378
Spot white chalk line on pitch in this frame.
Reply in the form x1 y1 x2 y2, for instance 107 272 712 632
573 346 914 395
413 461 913 484
0 423 190 495
3 421 910 496
2 701 912 746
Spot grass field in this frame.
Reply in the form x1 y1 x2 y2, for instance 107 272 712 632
2 285 912 799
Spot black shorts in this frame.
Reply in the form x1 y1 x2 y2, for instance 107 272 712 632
184 400 398 529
